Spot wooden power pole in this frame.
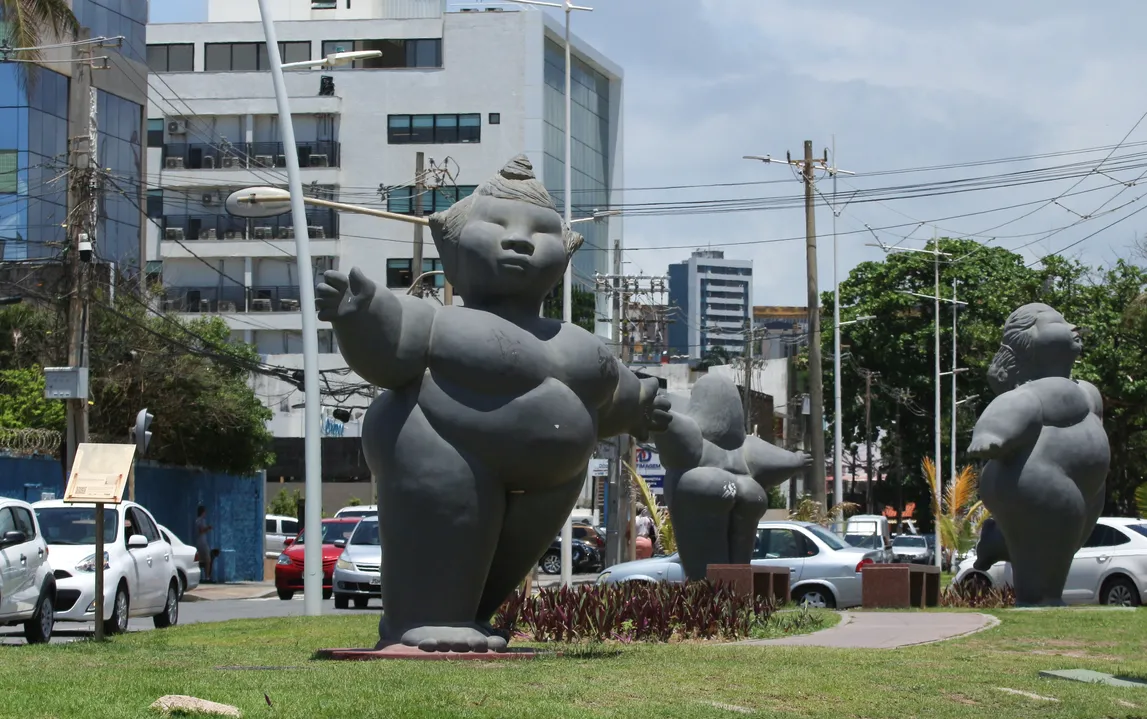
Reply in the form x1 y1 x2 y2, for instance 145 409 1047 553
801 140 828 511
411 151 425 296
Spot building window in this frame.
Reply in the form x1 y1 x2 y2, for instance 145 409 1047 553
312 1 337 7
386 258 445 288
146 189 163 219
488 112 500 125
386 185 476 215
0 150 16 194
146 43 194 72
147 118 164 147
204 42 311 71
321 39 441 69
387 114 481 144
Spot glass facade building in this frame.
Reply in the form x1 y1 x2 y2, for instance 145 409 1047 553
73 0 148 65
97 90 143 264
542 38 612 290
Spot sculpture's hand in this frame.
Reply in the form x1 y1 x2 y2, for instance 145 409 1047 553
631 385 673 442
648 393 673 434
966 433 1003 459
795 451 813 468
316 268 377 322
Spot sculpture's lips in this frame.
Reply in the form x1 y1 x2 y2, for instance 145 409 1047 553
498 256 532 270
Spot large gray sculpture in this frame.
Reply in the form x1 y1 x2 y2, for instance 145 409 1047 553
652 374 812 580
316 156 670 653
967 303 1109 606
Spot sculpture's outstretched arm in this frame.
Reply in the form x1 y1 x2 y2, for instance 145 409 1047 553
316 268 434 389
744 435 813 488
650 409 702 470
597 365 668 440
967 387 1042 460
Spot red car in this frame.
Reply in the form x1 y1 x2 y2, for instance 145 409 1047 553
274 518 360 600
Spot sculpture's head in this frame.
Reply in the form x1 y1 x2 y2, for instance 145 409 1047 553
987 302 1082 394
428 155 583 307
686 374 746 450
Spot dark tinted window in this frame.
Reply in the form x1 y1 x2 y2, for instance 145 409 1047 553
350 519 380 546
1082 524 1131 548
147 43 194 72
281 519 298 535
11 507 35 539
387 114 480 144
266 519 277 533
35 507 118 544
0 508 15 536
754 528 803 559
322 38 440 69
1127 523 1147 539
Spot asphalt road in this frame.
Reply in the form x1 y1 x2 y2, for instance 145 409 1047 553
0 574 600 646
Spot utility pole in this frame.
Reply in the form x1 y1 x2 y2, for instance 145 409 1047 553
411 151 425 297
862 370 875 514
606 239 624 567
65 38 97 475
743 321 753 432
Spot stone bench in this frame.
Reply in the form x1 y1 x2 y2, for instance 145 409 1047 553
861 563 941 609
706 564 792 605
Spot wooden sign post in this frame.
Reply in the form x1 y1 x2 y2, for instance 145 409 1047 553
63 444 134 641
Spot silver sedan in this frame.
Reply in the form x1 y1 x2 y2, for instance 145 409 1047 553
332 516 381 609
597 520 883 608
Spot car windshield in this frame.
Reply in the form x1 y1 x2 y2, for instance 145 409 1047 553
845 533 883 549
295 521 356 545
35 507 118 545
1126 523 1147 539
804 525 847 550
893 536 927 547
350 519 380 546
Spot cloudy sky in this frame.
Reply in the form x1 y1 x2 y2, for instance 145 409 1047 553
149 0 1147 305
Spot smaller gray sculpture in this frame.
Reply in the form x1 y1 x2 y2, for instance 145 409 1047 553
652 374 812 580
967 303 1109 606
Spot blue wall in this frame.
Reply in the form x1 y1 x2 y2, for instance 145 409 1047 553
0 456 265 581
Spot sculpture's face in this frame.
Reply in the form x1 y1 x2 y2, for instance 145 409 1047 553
1031 307 1083 363
453 195 567 301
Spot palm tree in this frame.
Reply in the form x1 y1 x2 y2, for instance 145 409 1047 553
0 0 79 87
923 458 988 567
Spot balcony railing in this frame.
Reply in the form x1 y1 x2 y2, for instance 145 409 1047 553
161 208 338 242
161 141 341 170
163 285 304 313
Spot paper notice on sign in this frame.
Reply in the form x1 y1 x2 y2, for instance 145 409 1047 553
589 458 610 478
63 443 134 504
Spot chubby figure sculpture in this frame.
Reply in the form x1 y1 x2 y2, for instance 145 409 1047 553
315 156 669 652
651 374 812 580
967 303 1109 606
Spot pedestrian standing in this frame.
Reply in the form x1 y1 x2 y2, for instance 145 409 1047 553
195 506 213 582
635 505 655 559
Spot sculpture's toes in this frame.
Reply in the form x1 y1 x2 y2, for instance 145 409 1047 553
401 625 500 653
486 634 508 653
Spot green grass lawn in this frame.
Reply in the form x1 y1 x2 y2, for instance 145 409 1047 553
1 608 1145 718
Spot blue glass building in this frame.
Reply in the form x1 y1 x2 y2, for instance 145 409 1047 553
0 0 148 266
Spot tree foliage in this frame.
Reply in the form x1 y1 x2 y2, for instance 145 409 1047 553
823 237 1147 521
0 366 64 430
542 281 597 333
0 0 79 88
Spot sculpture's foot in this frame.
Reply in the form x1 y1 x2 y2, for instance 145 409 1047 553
477 621 512 642
389 624 509 653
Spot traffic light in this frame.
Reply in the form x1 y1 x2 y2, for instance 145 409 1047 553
131 409 154 456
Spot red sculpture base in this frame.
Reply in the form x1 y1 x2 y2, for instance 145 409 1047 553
314 644 546 661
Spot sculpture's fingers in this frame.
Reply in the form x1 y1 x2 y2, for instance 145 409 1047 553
348 267 377 299
322 270 349 292
315 283 343 299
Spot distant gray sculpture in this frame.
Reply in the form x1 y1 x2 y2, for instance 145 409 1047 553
651 374 812 580
967 303 1109 606
315 156 670 653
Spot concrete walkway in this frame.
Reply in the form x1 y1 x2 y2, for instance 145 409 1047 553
742 611 1000 649
184 581 278 602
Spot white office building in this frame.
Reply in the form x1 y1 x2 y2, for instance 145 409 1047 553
145 0 623 449
666 250 753 362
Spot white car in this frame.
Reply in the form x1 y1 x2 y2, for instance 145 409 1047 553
34 500 181 634
0 498 56 643
954 517 1147 606
334 505 377 520
265 514 299 558
157 525 201 599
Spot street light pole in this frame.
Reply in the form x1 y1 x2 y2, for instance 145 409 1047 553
256 0 323 615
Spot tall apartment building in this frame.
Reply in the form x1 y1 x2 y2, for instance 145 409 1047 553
753 305 808 360
145 0 623 459
0 0 149 267
666 250 753 362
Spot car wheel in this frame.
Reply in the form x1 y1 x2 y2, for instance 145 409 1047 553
1101 576 1141 607
794 587 836 609
333 594 349 610
24 591 54 644
353 596 369 609
176 572 187 600
322 588 333 601
540 552 561 575
153 582 180 629
277 589 294 601
104 585 129 635
960 572 992 597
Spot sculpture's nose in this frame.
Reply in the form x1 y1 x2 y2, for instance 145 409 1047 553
501 237 534 256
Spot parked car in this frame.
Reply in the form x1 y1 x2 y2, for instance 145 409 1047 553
274 517 360 600
539 536 603 575
891 534 933 565
0 498 56 643
34 499 180 634
334 505 378 520
597 520 883 608
953 518 1147 606
332 515 381 609
572 522 606 550
157 524 201 599
265 514 299 559
844 514 894 563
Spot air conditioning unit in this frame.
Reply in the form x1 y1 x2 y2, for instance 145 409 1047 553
164 157 184 170
224 230 240 240
164 227 184 241
251 298 272 312
202 193 216 206
254 227 272 240
221 156 238 169
309 154 329 168
278 226 294 240
167 119 188 135
202 228 217 240
202 156 216 169
218 301 236 313
254 155 274 168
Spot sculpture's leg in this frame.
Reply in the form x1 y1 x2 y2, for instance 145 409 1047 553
474 473 587 626
364 400 505 653
727 478 768 565
669 468 737 580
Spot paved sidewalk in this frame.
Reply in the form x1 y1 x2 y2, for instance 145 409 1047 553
184 581 277 602
741 611 1000 649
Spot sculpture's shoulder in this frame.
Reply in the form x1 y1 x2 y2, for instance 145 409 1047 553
1075 379 1104 417
1024 376 1094 426
552 321 618 379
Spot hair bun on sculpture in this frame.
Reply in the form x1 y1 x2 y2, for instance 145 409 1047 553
499 155 537 181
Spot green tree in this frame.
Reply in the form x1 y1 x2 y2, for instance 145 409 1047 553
542 281 597 333
0 366 64 430
267 488 301 517
0 0 78 87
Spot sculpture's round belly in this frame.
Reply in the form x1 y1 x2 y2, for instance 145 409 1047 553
418 375 597 489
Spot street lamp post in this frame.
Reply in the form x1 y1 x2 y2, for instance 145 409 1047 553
833 313 874 521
